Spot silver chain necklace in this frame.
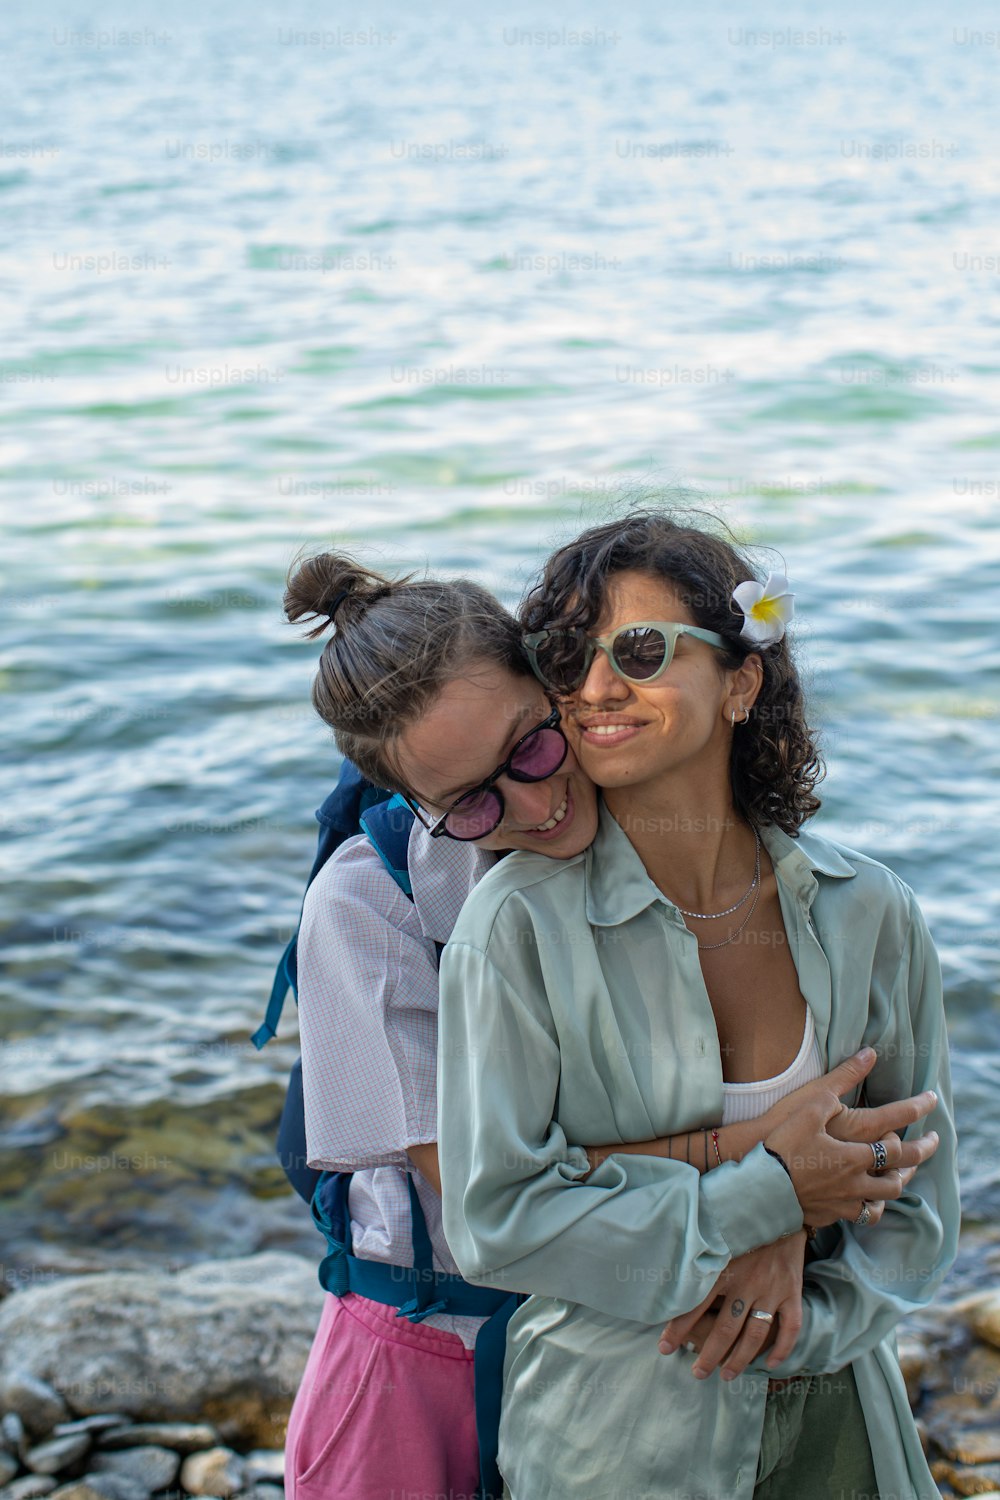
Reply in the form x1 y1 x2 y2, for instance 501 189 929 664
693 878 762 950
674 828 763 952
675 829 761 918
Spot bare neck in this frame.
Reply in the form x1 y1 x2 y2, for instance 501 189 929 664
603 779 758 913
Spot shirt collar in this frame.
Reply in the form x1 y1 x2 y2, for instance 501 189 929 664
585 797 856 927
407 818 499 944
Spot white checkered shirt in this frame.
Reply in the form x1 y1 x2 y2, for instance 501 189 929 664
297 816 496 1348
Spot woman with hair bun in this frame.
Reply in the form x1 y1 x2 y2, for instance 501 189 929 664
281 551 598 1500
437 509 958 1500
281 541 945 1500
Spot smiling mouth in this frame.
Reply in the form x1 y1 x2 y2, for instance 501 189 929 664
529 791 569 832
582 723 640 736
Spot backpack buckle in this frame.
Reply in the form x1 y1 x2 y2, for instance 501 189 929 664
396 1296 448 1322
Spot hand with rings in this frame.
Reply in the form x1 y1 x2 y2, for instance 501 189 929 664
658 1233 806 1381
850 1139 914 1229
851 1141 887 1227
760 1052 940 1230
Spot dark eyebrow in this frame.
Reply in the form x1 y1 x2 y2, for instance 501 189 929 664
434 704 540 802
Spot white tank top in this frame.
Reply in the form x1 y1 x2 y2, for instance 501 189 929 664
720 1006 824 1124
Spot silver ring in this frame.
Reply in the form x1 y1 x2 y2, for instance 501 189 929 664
749 1309 774 1323
854 1202 872 1227
870 1140 888 1172
684 1340 697 1353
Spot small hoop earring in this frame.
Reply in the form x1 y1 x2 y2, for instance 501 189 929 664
730 705 751 726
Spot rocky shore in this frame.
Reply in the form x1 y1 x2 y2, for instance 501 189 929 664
2 1251 1000 1499
905 1287 1000 1498
0 1254 323 1500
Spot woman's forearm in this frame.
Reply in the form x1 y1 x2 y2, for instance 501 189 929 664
585 1054 939 1230
585 1120 762 1176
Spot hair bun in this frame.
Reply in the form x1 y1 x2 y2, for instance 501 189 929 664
284 551 392 640
322 587 351 623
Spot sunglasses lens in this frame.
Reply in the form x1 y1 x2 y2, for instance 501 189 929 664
528 631 589 693
444 788 503 840
611 627 669 681
510 725 567 780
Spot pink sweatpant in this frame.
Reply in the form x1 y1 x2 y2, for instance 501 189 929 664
285 1291 481 1500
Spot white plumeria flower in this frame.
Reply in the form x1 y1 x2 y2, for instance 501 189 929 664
731 572 795 646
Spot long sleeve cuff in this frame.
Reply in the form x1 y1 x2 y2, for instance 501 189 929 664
700 1141 804 1256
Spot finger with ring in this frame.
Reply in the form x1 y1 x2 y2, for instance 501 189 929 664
854 1201 872 1227
749 1309 774 1324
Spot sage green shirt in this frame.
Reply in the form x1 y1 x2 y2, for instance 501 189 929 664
438 799 959 1500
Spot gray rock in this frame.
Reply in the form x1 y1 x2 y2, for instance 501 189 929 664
242 1453 284 1486
0 1378 70 1442
77 1473 150 1500
95 1427 217 1456
0 1460 18 1490
179 1449 245 1498
0 1477 58 1500
46 1487 107 1500
25 1436 90 1477
89 1448 179 1494
0 1414 26 1458
49 1426 124 1444
0 1256 322 1447
233 1487 283 1500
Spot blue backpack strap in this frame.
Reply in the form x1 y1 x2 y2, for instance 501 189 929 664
393 1173 448 1321
311 1177 512 1317
251 934 298 1051
310 1170 353 1296
359 794 416 895
475 1292 524 1500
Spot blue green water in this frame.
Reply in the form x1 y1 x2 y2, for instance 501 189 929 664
2 1 999 1274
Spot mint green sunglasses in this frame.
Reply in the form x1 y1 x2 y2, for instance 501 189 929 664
523 620 729 694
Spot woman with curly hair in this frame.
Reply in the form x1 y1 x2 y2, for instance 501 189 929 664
437 510 958 1499
281 537 937 1500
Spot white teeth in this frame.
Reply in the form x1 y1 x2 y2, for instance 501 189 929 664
531 794 568 832
586 724 635 736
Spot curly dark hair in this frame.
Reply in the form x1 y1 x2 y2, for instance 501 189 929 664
519 508 824 834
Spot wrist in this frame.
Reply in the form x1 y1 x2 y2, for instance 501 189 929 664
763 1144 793 1180
718 1119 758 1164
